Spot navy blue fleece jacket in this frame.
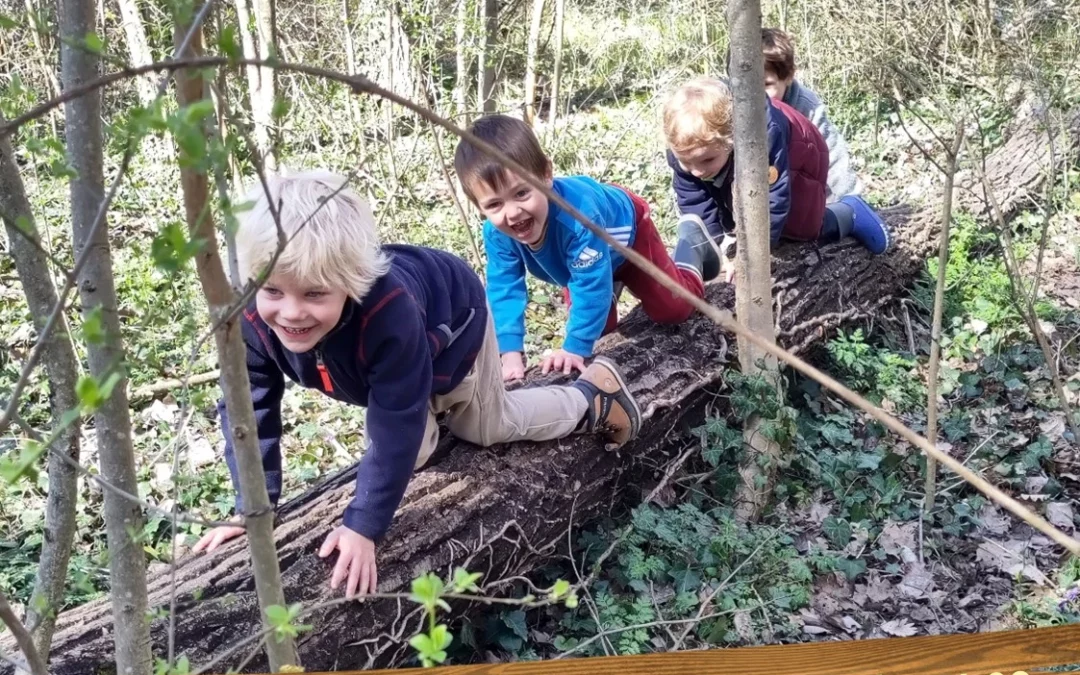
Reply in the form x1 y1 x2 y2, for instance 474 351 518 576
217 245 488 542
667 94 828 244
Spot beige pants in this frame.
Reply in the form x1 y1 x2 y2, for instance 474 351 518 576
413 311 589 469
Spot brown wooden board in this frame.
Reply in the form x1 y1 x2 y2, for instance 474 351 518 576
324 623 1080 675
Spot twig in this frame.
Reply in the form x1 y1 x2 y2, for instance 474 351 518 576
0 590 48 675
924 121 965 516
129 369 221 404
425 117 485 275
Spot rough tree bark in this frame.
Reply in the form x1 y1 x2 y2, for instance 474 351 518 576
727 0 783 523
171 21 298 670
29 109 1080 675
0 116 81 659
477 0 498 113
59 0 152 672
115 0 156 106
523 0 545 124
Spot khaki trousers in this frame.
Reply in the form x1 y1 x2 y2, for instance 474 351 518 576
413 311 589 469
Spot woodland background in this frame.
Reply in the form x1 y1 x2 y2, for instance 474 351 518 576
0 0 1079 670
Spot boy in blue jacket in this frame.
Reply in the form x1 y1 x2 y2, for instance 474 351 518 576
192 171 642 598
663 76 890 283
454 114 707 382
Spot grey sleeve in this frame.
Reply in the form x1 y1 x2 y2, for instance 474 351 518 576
809 102 863 202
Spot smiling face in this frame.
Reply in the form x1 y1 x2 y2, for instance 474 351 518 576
256 272 348 353
671 140 733 182
470 169 553 248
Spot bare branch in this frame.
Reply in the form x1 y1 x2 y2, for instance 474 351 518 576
923 121 965 515
0 591 48 675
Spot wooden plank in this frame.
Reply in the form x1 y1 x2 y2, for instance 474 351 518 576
318 624 1080 675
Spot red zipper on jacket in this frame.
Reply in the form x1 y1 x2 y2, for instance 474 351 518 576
314 349 335 393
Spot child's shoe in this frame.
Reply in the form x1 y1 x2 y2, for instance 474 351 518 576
572 357 642 448
674 214 720 282
839 195 892 255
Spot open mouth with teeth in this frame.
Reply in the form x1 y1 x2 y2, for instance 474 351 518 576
279 325 315 337
509 218 535 238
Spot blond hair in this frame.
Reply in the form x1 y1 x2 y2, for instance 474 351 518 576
234 170 390 301
663 77 735 154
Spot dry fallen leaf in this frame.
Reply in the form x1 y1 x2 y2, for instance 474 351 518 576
880 618 918 637
899 563 935 599
879 520 917 557
1040 414 1066 441
976 539 1050 585
977 505 1012 536
1046 502 1075 531
860 573 893 604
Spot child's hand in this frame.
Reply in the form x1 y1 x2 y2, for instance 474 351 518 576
319 525 377 597
501 351 526 382
723 258 736 284
541 349 587 376
191 523 246 553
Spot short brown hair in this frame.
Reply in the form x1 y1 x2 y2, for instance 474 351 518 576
663 77 734 154
761 28 796 81
454 114 551 202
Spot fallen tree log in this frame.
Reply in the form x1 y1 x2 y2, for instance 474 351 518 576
31 107 1080 674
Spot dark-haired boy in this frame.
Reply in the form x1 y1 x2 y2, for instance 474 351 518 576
454 114 707 382
760 28 861 201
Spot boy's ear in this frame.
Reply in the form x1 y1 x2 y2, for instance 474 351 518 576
543 160 554 183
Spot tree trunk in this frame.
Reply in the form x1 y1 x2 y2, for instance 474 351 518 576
727 0 782 522
0 116 81 659
171 20 299 670
523 0 545 124
59 0 152 673
250 0 277 168
454 0 470 119
477 0 497 113
27 108 1080 675
233 0 275 169
340 0 363 128
547 0 564 126
115 0 156 106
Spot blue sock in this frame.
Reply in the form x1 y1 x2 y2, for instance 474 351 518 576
839 195 891 255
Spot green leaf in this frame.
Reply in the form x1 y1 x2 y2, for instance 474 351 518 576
182 99 216 124
272 95 290 121
821 516 852 548
450 567 481 593
0 440 47 483
14 215 36 237
410 572 446 613
0 12 22 29
81 306 106 344
76 374 102 411
501 610 528 641
217 25 241 60
548 579 571 600
265 604 290 626
83 31 104 54
429 623 452 651
151 222 206 272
